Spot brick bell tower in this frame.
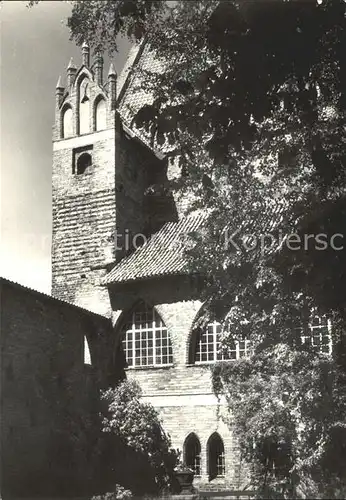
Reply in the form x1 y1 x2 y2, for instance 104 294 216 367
52 43 118 316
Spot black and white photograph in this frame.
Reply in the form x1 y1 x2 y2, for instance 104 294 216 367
1 1 345 499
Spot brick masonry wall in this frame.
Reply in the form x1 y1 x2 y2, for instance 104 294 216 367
0 278 116 498
52 61 174 316
109 276 249 489
52 64 118 316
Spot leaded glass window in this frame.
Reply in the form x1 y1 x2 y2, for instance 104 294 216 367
194 320 251 363
122 303 173 367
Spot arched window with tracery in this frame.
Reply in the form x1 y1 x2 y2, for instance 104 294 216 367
95 97 107 131
78 77 90 135
62 106 73 138
208 433 225 480
184 433 201 476
192 319 250 364
121 302 173 368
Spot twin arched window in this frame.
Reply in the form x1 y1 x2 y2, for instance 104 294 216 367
61 76 107 139
184 432 225 479
79 77 107 134
120 306 252 368
121 302 173 368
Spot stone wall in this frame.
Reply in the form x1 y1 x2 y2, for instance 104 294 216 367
52 127 117 316
0 278 117 499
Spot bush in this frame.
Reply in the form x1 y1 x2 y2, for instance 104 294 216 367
100 380 178 495
91 484 133 500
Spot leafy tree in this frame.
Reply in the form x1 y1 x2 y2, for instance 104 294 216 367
30 0 346 496
100 380 178 495
213 344 346 498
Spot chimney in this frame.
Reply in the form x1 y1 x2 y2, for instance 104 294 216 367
67 58 77 88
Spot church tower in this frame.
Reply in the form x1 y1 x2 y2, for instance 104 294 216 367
52 44 118 316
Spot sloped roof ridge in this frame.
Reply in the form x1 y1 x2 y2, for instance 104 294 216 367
102 211 208 285
0 277 110 320
116 39 169 157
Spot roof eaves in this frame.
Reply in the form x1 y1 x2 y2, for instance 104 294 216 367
103 268 202 286
121 122 166 160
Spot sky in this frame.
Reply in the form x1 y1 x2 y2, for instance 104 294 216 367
0 1 131 294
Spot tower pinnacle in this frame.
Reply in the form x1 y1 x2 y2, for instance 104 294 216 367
67 58 77 87
67 57 77 70
108 63 116 77
56 76 63 89
82 41 90 67
94 51 104 86
108 63 117 110
55 76 64 107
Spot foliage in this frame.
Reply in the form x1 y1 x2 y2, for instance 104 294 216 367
213 345 346 498
100 380 178 495
30 0 346 496
91 484 133 500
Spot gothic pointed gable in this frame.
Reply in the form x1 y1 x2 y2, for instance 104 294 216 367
116 41 166 157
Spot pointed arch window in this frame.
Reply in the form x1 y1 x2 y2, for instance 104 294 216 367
184 433 201 476
84 336 91 365
62 106 73 138
208 433 225 479
95 97 107 131
194 320 251 363
79 77 90 135
121 303 173 368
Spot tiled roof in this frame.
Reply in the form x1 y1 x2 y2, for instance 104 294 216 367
102 212 207 285
112 46 290 284
102 199 290 286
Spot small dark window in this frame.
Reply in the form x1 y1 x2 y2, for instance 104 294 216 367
77 152 92 174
